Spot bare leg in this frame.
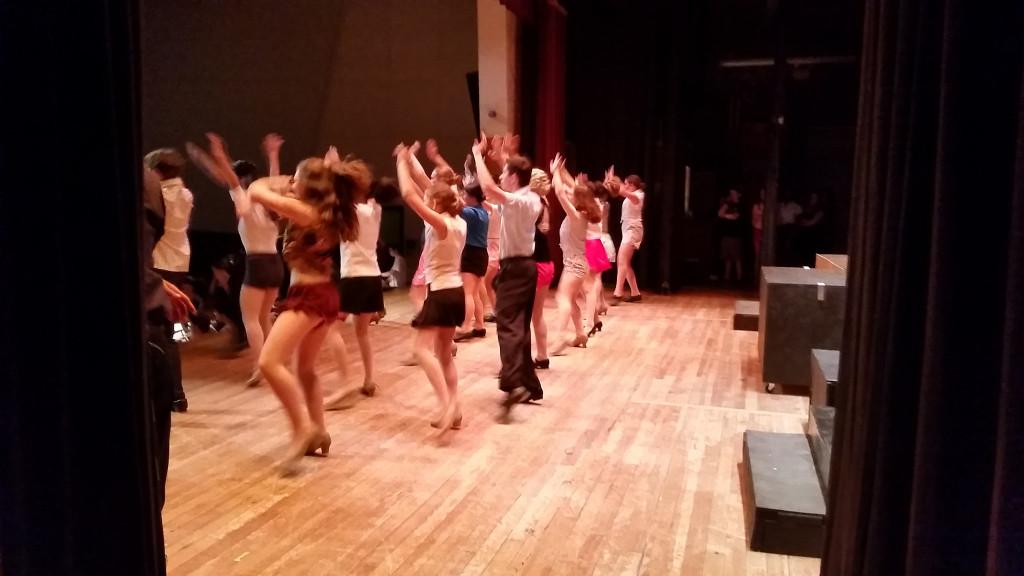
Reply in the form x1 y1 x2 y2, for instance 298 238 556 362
433 327 460 428
352 314 374 388
240 285 270 384
296 322 331 432
483 265 498 316
584 272 600 331
473 280 485 329
414 327 452 426
404 284 427 366
620 242 640 296
532 284 549 362
458 273 480 334
257 310 321 470
322 323 353 408
550 273 585 355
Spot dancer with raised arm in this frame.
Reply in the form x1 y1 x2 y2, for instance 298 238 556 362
609 167 645 304
395 142 466 432
584 183 612 336
471 136 543 420
193 134 286 388
235 149 360 474
325 144 381 403
548 154 602 356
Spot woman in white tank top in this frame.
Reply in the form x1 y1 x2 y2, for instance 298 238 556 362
609 168 645 304
189 134 285 388
324 190 384 405
395 142 467 434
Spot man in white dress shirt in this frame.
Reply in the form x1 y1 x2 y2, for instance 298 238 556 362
472 141 544 421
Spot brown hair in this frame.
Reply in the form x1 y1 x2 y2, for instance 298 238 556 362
432 166 459 187
574 183 602 224
294 157 359 243
505 155 532 189
625 174 645 190
144 148 187 180
428 182 461 216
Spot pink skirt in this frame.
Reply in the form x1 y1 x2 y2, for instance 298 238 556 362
536 261 555 288
585 238 611 273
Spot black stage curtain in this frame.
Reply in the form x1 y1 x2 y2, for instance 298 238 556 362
564 1 711 291
824 0 1024 573
0 2 166 575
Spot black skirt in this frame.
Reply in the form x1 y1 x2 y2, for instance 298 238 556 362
460 244 488 277
337 276 385 314
411 286 466 328
244 253 284 289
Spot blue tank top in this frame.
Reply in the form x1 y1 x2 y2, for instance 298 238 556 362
460 205 489 248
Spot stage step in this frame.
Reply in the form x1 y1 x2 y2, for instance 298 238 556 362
807 406 835 491
810 349 840 407
742 431 826 558
733 300 760 331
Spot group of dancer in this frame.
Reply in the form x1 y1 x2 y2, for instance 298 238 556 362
159 131 645 475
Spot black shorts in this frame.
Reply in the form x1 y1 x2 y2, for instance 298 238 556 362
338 276 385 314
411 286 465 328
244 253 284 289
460 245 488 277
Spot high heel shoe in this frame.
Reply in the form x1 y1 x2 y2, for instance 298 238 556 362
586 321 603 338
571 334 588 349
534 358 550 369
305 428 332 456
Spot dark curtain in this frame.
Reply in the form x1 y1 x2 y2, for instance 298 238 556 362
823 0 1024 573
563 0 711 291
0 1 166 575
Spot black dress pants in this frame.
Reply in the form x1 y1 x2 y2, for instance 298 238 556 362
494 257 543 399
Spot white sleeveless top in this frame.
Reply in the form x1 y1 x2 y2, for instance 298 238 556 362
230 187 278 254
340 200 382 277
559 211 587 258
622 191 645 226
423 214 467 291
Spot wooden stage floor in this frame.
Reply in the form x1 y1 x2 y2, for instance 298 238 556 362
165 290 820 575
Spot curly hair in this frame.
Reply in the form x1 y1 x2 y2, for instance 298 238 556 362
295 157 359 243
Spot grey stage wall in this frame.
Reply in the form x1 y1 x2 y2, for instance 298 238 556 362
141 0 479 243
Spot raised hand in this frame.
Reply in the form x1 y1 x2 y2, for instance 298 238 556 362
503 133 520 155
392 142 409 160
206 132 228 162
262 133 284 157
409 140 422 157
324 145 341 166
426 139 442 162
471 139 484 156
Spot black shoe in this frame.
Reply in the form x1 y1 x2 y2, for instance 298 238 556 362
453 330 475 342
171 398 188 413
534 358 550 370
624 295 642 303
471 328 487 338
499 387 531 423
484 313 497 323
609 296 623 307
586 321 603 338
